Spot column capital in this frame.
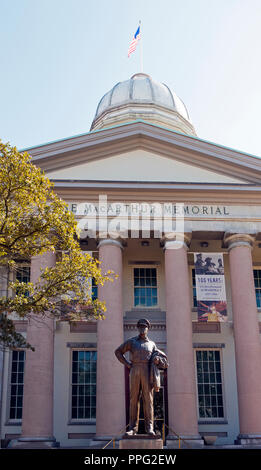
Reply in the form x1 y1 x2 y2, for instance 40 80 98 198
224 233 256 251
97 236 125 251
161 232 192 251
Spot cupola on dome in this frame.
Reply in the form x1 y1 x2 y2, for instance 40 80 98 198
90 73 196 136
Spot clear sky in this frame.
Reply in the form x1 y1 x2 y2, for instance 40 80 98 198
1 0 261 157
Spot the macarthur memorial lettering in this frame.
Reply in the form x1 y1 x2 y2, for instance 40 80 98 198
69 202 230 217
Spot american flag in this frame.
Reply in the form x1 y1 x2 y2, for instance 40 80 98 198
128 25 141 57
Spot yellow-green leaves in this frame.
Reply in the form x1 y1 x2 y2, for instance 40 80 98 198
0 141 114 350
0 141 79 262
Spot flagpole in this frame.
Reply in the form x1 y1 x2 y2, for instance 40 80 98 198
139 20 143 73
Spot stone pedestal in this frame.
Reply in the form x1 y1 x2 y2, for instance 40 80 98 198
120 434 163 449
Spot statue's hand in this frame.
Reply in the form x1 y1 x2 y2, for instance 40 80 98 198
127 362 132 369
153 357 160 365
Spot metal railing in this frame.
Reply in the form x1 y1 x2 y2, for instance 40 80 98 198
102 424 130 449
102 422 192 449
163 423 192 448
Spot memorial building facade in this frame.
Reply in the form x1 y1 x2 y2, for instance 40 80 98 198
1 73 261 448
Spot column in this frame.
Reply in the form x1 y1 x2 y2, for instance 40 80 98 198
15 251 57 448
225 233 261 445
95 238 125 439
163 233 203 448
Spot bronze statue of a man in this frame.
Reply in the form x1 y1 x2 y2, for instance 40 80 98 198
115 318 168 436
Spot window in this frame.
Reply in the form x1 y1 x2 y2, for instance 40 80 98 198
16 265 30 297
92 278 98 301
71 350 97 420
196 350 224 419
253 269 261 308
9 350 25 420
192 268 197 307
134 268 157 307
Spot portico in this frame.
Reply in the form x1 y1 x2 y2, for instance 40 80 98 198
87 228 261 447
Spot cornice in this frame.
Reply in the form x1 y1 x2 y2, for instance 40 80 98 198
52 180 260 191
53 184 261 205
24 121 261 184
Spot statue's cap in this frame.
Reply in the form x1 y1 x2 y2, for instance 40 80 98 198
137 318 151 329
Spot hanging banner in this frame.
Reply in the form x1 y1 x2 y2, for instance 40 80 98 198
194 253 227 322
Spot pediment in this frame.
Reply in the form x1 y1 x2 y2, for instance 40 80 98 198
46 149 248 184
28 121 261 184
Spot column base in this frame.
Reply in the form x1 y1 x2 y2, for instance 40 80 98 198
8 437 59 449
235 434 261 446
120 434 163 449
166 434 204 449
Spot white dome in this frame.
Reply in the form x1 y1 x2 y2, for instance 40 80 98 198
91 73 196 135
